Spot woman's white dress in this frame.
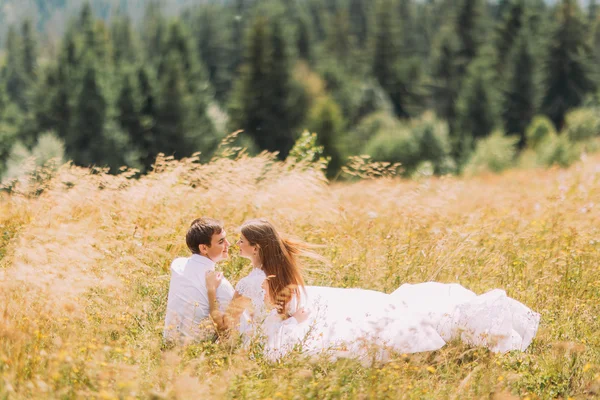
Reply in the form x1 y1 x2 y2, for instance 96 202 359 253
234 268 540 362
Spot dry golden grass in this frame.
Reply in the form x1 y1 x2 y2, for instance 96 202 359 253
1 149 599 399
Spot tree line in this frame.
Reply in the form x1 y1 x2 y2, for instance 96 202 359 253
1 0 599 180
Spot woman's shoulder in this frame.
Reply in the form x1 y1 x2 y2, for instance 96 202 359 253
235 268 267 297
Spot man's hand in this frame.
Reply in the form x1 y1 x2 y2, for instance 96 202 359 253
206 271 223 291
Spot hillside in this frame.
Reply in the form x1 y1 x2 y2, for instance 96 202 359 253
0 151 599 398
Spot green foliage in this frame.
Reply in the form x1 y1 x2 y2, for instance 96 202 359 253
454 0 487 78
525 116 557 150
535 133 580 168
69 58 107 166
287 131 326 167
229 16 308 159
307 96 345 176
455 53 500 163
464 131 518 175
502 28 536 146
494 0 525 74
430 24 461 126
365 112 454 176
563 108 600 143
541 0 596 130
2 131 64 182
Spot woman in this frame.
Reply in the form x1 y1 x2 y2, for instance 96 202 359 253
207 219 540 361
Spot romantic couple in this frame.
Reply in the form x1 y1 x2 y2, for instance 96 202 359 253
163 217 540 362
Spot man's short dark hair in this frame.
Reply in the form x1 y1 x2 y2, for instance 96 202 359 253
186 217 224 254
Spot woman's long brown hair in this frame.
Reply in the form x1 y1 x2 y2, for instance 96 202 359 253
240 219 322 316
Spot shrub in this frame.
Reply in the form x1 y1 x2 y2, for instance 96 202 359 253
464 131 518 175
365 112 454 176
536 133 580 168
525 116 557 150
563 108 600 143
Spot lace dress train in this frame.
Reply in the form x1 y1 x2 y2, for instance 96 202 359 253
234 269 540 361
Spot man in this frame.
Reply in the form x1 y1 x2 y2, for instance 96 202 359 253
163 217 235 342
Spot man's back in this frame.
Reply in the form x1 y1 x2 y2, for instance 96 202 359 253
163 254 234 341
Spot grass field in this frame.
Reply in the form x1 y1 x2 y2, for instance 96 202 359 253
1 150 599 399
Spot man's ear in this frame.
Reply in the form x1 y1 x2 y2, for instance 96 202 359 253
199 244 208 256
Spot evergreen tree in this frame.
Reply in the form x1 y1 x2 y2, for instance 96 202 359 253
373 0 420 118
307 96 345 177
296 13 312 61
111 14 137 66
156 55 192 157
117 71 145 166
495 0 525 74
21 20 37 81
160 21 209 98
455 55 499 163
348 0 369 48
541 0 595 130
194 4 232 103
70 59 107 166
326 9 353 62
2 27 28 111
229 16 307 158
137 66 159 169
398 0 417 55
78 2 99 60
430 24 461 128
455 0 487 78
592 18 600 79
142 1 166 63
590 0 598 23
502 29 536 146
264 19 306 157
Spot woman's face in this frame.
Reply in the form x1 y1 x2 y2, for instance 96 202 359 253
237 234 257 259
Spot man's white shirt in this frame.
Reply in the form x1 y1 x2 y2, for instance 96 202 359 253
163 254 234 341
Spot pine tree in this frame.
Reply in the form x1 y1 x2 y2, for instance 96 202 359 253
398 0 417 55
430 24 461 128
194 4 232 103
155 52 211 159
70 59 107 166
592 18 600 79
455 0 487 78
229 16 307 158
502 29 536 146
229 17 270 149
264 19 306 157
2 27 28 111
495 0 525 74
326 9 353 62
111 14 137 66
117 72 145 164
348 0 369 48
307 96 345 177
373 0 417 118
137 66 159 169
21 20 37 81
541 0 595 130
142 1 166 64
296 13 312 61
455 55 499 163
590 0 598 23
79 3 98 60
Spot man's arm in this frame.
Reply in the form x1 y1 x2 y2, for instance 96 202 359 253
207 272 250 332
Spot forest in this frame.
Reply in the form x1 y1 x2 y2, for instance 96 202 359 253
1 0 599 180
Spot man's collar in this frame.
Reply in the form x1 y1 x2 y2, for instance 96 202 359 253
190 254 216 270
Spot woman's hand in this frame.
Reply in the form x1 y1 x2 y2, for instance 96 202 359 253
292 307 310 323
206 271 223 292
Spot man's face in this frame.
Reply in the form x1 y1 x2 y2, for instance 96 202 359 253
204 230 230 262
